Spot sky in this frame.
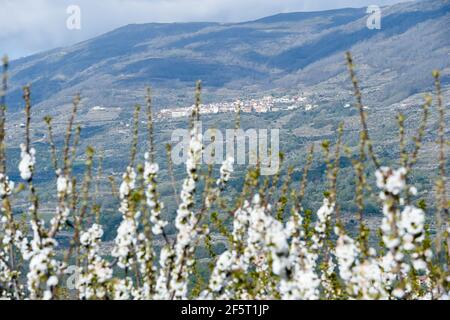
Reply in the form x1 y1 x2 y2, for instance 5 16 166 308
0 0 411 59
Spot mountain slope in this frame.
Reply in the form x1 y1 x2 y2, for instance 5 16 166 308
2 0 449 234
6 0 449 113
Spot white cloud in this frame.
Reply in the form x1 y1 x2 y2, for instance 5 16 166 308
0 0 409 59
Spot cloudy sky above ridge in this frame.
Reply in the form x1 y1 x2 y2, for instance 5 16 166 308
0 0 411 59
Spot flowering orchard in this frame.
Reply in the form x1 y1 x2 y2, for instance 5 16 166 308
0 53 448 300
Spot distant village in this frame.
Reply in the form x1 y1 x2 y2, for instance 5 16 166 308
73 93 321 131
155 94 318 120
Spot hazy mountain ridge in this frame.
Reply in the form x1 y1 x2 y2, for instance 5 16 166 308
5 0 449 113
